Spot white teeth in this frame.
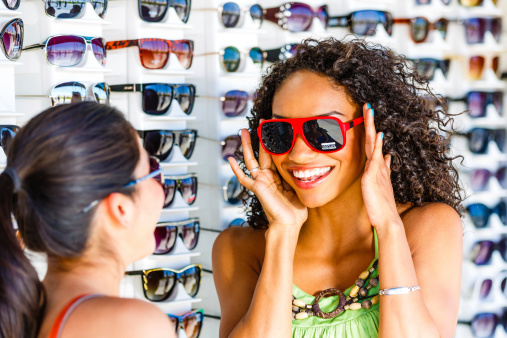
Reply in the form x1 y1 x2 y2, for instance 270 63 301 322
292 167 331 179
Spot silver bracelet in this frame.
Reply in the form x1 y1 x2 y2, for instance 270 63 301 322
379 286 421 296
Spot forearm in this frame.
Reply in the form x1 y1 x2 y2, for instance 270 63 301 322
377 221 440 338
230 226 298 338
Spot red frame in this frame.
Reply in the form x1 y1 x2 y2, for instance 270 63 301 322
257 116 364 155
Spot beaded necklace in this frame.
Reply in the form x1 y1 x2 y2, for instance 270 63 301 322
292 259 379 321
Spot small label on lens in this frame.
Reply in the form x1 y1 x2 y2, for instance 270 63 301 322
322 142 337 150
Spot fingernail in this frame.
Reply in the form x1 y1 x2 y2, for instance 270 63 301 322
381 132 384 140
367 103 371 109
371 109 375 117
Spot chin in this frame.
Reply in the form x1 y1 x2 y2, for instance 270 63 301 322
296 193 335 209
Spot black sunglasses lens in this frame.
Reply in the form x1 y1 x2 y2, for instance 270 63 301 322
179 130 197 159
144 131 174 162
51 82 87 106
3 0 19 9
495 129 506 152
221 2 241 27
491 18 502 42
249 4 263 28
145 270 175 301
180 177 197 205
163 180 177 207
143 84 173 115
182 221 199 250
180 266 201 297
497 167 507 188
412 17 429 42
464 18 486 44
226 176 242 204
466 203 491 228
91 0 107 17
261 121 293 154
174 85 194 115
468 92 487 118
493 92 503 116
173 0 190 23
303 118 344 152
472 313 497 337
414 59 437 80
469 128 489 154
154 225 177 254
46 0 85 18
139 0 168 22
183 311 203 338
496 201 507 224
472 241 494 265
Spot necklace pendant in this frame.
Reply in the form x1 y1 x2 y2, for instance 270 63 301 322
312 288 346 319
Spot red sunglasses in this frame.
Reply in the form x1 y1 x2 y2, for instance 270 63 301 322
258 116 364 155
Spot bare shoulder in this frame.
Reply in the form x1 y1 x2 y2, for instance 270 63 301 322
63 297 175 337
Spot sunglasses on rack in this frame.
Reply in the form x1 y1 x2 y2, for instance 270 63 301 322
263 3 328 32
466 201 507 228
2 0 19 10
168 309 204 338
110 83 195 115
163 173 198 208
23 35 106 67
221 135 242 161
469 56 499 80
204 2 263 28
220 90 254 117
201 46 265 73
328 10 393 36
470 238 507 265
460 0 498 6
154 218 200 254
411 58 450 80
106 39 193 70
0 18 22 61
415 0 451 4
468 167 507 191
16 82 110 106
138 0 191 23
125 264 202 301
394 17 448 43
258 116 364 156
472 271 507 302
464 310 507 338
43 0 107 19
138 129 197 161
458 128 506 154
224 175 242 204
265 43 299 63
453 91 503 118
0 125 19 155
464 18 501 44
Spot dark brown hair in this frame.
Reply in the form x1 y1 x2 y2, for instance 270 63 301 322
240 37 464 229
0 102 140 337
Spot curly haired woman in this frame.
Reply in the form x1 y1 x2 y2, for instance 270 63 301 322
213 38 464 337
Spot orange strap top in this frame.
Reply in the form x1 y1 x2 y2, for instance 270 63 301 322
48 294 103 338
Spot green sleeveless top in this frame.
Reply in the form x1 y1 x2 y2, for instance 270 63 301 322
292 229 379 337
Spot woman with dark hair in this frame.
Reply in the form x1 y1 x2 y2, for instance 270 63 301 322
213 38 464 337
0 102 175 337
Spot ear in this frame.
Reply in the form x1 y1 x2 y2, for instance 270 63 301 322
101 192 136 229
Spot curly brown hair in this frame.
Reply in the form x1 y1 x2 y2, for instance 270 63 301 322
238 37 465 229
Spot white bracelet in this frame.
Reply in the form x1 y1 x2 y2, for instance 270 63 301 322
379 286 420 296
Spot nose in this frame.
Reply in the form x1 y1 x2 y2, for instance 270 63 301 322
288 134 318 163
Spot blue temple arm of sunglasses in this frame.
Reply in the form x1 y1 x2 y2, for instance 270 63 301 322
123 168 162 188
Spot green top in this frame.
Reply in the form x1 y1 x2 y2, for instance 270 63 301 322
292 229 379 338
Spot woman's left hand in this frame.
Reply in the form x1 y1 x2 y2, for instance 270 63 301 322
361 103 401 230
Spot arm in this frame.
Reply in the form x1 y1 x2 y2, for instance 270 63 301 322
105 40 139 50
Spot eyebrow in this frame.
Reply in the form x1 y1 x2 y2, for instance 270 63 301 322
272 111 346 119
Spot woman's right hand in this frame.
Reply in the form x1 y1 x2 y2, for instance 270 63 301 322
228 128 308 231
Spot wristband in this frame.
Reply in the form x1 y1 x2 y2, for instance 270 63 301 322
379 286 420 296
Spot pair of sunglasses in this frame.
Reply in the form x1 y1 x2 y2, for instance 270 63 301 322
126 264 202 301
411 58 450 80
0 125 19 155
52 82 110 106
470 238 507 265
106 39 193 70
470 271 507 302
220 90 254 117
328 10 393 36
468 167 507 191
264 3 328 32
154 218 199 254
459 128 506 154
464 310 507 338
453 91 503 118
0 18 22 61
203 46 265 73
23 35 106 67
464 18 502 44
110 83 195 116
139 0 191 23
394 17 448 43
258 116 365 156
2 0 19 10
43 0 107 19
163 173 198 208
138 129 197 162
209 2 263 29
168 309 204 338
221 135 241 162
469 56 499 80
466 201 507 228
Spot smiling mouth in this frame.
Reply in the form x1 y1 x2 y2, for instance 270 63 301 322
289 166 334 182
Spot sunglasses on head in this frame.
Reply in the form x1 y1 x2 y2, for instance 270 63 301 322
470 238 507 265
452 91 503 118
0 125 19 155
394 17 448 43
469 56 499 80
0 18 22 61
138 0 191 23
458 128 506 154
163 173 198 208
154 218 200 254
23 35 106 67
460 0 498 6
138 129 197 162
411 58 450 80
110 83 195 116
468 167 507 191
466 200 507 228
2 0 19 10
43 0 107 19
106 39 193 70
258 116 364 156
264 3 328 32
464 18 502 44
328 10 393 36
126 264 202 301
221 135 242 162
168 309 204 338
